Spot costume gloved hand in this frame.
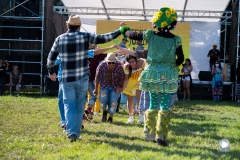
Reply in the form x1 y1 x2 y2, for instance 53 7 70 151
120 26 131 39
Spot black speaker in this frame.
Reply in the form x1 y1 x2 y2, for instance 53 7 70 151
27 0 39 17
198 71 213 81
15 0 27 16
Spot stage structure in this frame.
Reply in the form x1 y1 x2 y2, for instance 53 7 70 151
53 4 232 78
0 0 45 94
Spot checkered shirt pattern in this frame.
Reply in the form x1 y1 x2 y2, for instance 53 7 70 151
95 61 124 91
47 29 120 82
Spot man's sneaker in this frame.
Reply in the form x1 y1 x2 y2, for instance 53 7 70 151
81 124 84 130
61 125 67 132
102 111 108 122
82 114 89 121
127 116 134 124
107 117 113 123
68 134 77 143
84 110 93 120
138 114 144 123
16 94 19 97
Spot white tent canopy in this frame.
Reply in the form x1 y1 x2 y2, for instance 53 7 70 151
59 0 231 22
57 0 230 79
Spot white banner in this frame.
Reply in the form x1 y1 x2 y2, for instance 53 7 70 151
189 21 221 79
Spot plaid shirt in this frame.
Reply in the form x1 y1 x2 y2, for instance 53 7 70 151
96 61 124 91
47 29 121 82
88 54 107 82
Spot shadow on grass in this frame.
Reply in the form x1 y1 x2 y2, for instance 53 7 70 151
2 91 59 98
170 121 223 139
169 117 240 150
171 111 208 121
171 141 240 159
90 120 144 128
90 138 222 159
83 130 143 141
175 100 240 108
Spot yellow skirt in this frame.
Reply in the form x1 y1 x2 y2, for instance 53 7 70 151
123 80 140 96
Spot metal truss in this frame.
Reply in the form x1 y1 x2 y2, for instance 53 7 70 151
53 6 232 19
0 0 45 94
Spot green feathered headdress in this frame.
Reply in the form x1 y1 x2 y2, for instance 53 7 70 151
120 26 131 39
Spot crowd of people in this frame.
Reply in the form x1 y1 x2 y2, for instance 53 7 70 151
44 6 240 145
0 5 239 147
46 7 185 145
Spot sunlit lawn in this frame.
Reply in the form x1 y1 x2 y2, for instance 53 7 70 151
0 94 240 160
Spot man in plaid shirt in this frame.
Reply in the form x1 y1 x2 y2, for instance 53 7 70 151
47 14 124 142
84 44 114 120
93 52 124 123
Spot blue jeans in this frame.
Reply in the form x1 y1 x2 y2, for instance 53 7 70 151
100 86 120 115
88 81 97 106
120 93 138 104
0 77 5 95
61 75 89 138
58 83 65 127
139 90 150 111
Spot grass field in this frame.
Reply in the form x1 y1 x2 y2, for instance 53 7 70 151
0 94 240 160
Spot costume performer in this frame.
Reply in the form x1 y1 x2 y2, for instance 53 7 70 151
120 7 184 146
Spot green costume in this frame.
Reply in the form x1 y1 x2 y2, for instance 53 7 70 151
141 7 182 147
140 30 181 93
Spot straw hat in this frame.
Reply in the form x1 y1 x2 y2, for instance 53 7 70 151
105 52 117 62
151 7 178 29
66 14 82 26
213 44 217 47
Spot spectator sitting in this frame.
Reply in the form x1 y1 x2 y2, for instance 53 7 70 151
9 65 22 97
